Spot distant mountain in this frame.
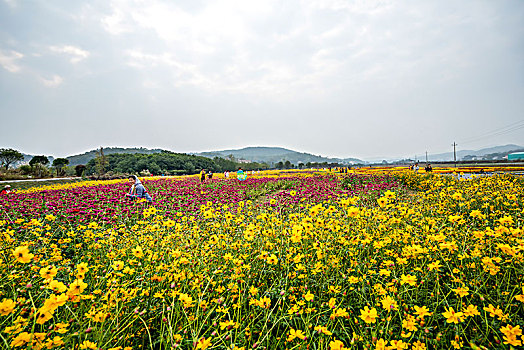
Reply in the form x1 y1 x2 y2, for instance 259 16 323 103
66 147 165 166
428 144 524 161
197 146 363 165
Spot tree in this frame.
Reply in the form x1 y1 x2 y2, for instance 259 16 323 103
95 147 108 176
0 148 24 170
29 155 50 167
276 161 284 169
284 160 292 169
75 164 86 177
29 155 50 177
52 158 69 176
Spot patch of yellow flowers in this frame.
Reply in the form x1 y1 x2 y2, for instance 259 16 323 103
0 170 523 349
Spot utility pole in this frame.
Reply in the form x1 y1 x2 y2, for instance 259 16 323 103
452 142 458 167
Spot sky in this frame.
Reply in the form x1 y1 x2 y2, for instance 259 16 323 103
1 0 523 160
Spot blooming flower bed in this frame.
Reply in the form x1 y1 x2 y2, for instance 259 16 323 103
0 170 522 349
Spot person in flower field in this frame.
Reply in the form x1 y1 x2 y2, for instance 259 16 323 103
125 175 152 203
0 185 11 195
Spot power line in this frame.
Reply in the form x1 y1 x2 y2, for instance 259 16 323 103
459 119 524 145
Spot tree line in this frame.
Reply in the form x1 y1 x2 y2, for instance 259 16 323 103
0 147 269 179
85 151 269 176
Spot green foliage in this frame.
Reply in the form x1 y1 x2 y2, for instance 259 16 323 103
29 155 50 167
66 147 165 166
18 165 32 175
75 164 86 177
84 152 268 176
94 147 108 176
52 158 70 176
0 148 24 170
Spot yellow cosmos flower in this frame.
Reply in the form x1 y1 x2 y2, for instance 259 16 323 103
12 246 34 264
39 265 58 279
287 328 306 341
400 274 417 286
463 305 480 317
414 305 432 319
329 339 349 350
500 324 522 346
380 295 398 311
314 325 332 335
68 279 87 296
0 299 16 316
195 337 212 349
132 246 144 258
304 291 314 302
442 307 464 323
359 306 378 323
79 340 98 349
112 260 124 271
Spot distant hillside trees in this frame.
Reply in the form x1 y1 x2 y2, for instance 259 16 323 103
84 152 268 176
0 148 24 170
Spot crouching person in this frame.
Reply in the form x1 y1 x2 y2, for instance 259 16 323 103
125 175 152 204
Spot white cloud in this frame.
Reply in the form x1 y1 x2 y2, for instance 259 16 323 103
3 0 18 8
49 45 90 63
0 50 24 73
40 74 63 87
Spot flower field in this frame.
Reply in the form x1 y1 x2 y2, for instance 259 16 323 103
0 170 523 349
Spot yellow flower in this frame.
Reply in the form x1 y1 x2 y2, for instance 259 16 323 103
414 305 432 319
11 332 31 347
452 286 470 297
45 336 64 348
328 297 337 309
427 260 442 271
68 279 88 295
12 246 34 264
0 299 16 316
442 307 464 323
377 197 387 207
411 340 427 350
79 340 98 349
329 339 348 350
77 262 89 274
39 265 58 279
388 339 408 349
48 280 67 293
112 260 124 271
380 295 398 311
304 291 314 302
400 274 417 286
500 324 523 346
196 337 212 349
375 338 387 350
132 246 144 258
314 325 332 335
463 305 480 317
359 306 378 324
287 328 306 341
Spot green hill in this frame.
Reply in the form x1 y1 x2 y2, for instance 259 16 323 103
66 147 164 166
197 146 363 165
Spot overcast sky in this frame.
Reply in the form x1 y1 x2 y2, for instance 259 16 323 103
1 0 523 160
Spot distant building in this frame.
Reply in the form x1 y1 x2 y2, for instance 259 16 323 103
237 159 251 164
508 152 524 160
